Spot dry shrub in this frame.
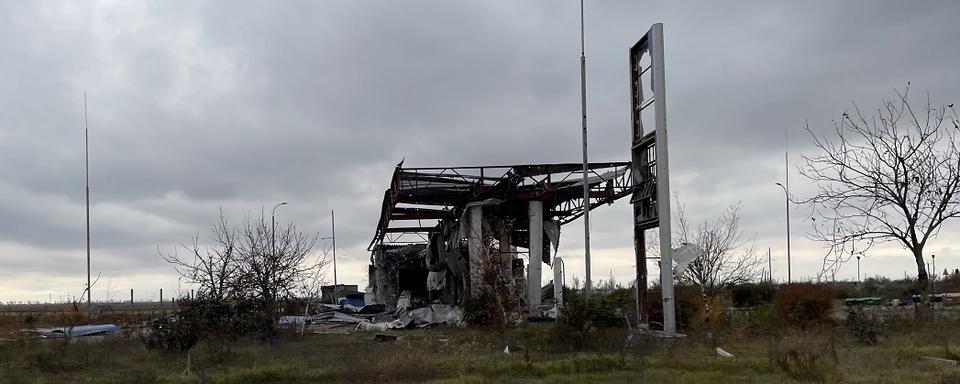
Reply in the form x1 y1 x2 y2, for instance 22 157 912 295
731 283 776 307
554 288 635 351
844 307 883 345
463 290 510 327
644 285 706 332
942 371 960 384
769 334 839 382
773 283 836 328
730 303 778 337
463 237 517 327
116 369 162 384
332 356 442 383
27 340 110 373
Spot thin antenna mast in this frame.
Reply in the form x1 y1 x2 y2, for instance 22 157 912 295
785 123 791 283
767 247 772 283
84 91 91 306
579 0 592 296
331 210 338 305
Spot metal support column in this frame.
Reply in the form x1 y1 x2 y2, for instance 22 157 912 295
633 225 647 324
468 205 484 296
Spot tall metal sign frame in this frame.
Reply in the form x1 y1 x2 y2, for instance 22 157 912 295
629 23 676 336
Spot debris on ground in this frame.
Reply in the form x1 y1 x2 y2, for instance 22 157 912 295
279 302 465 334
920 356 959 366
374 334 400 343
716 347 734 358
36 324 121 338
398 304 464 328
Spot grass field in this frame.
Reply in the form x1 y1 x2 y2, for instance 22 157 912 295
1 319 959 384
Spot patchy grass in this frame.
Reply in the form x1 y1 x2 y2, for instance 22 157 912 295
1 321 959 383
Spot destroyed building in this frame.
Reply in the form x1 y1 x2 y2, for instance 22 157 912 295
367 163 633 310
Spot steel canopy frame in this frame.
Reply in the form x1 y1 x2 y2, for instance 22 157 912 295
368 162 632 251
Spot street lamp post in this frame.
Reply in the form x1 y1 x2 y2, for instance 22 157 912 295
856 255 861 297
271 202 288 259
775 182 792 283
932 254 936 298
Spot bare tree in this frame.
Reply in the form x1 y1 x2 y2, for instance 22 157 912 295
676 201 763 296
800 87 960 290
161 209 326 321
235 213 321 316
160 210 240 301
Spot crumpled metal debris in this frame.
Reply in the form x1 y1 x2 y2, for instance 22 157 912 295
356 319 405 332
399 304 464 328
396 291 412 310
312 311 365 323
427 271 446 291
292 300 465 333
278 316 306 325
716 347 734 358
37 324 120 338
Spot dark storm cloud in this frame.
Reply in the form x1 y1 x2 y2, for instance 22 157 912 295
2 1 959 300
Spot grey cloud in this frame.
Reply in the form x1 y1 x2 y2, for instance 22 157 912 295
2 1 960 300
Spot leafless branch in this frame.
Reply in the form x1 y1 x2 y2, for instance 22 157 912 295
798 86 960 287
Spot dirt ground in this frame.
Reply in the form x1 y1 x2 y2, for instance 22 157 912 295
1 319 959 384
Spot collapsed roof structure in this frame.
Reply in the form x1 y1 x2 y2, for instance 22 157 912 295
367 162 633 309
367 24 675 336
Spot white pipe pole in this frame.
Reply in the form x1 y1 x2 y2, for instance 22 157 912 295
651 23 676 336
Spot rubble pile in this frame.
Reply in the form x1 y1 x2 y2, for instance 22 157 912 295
283 301 464 335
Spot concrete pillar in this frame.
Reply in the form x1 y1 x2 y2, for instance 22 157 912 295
468 205 484 296
528 201 543 310
553 256 564 307
499 226 511 288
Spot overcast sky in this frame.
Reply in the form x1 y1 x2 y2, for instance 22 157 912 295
2 1 959 302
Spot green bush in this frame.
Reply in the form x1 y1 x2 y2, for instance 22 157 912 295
142 297 276 353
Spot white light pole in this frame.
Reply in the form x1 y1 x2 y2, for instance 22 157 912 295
578 0 593 296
